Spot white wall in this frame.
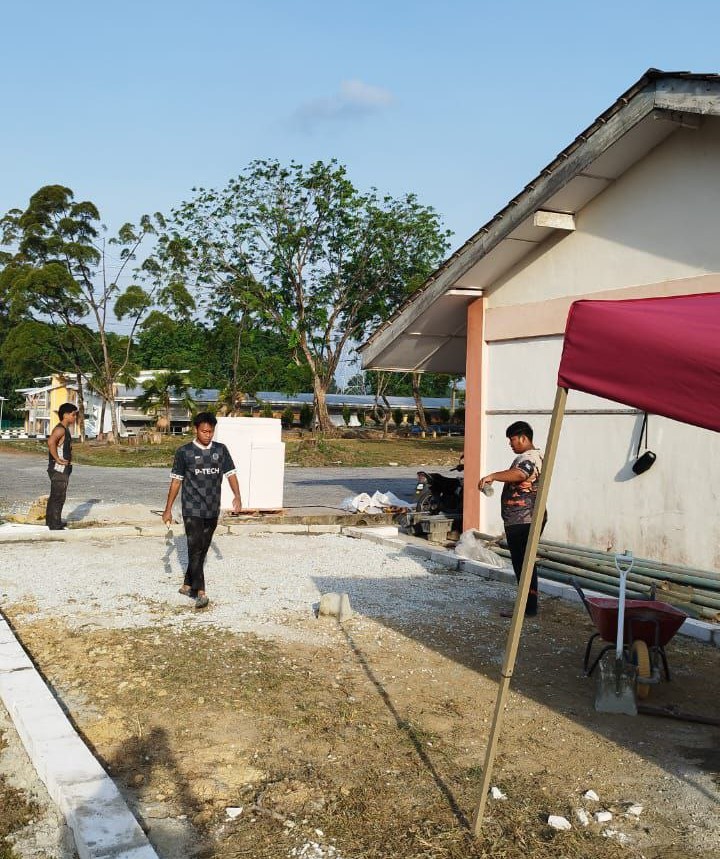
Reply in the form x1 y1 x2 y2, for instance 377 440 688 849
481 337 720 569
488 118 720 308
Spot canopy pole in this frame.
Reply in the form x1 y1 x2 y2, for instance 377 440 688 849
472 385 568 836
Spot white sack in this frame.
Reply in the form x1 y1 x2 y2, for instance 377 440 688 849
454 530 505 567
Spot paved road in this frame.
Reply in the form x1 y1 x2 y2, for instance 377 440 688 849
0 450 421 511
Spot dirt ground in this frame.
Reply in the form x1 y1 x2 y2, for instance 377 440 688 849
2 534 719 859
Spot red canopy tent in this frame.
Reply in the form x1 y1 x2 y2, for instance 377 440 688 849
473 292 720 834
558 292 720 433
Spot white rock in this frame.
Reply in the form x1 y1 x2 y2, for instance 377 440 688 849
583 789 599 802
318 592 353 622
626 803 643 817
574 808 590 827
225 806 243 819
594 810 613 824
490 786 507 800
602 828 631 844
547 815 572 831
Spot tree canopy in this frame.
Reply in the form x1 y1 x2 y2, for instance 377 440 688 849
153 159 450 432
0 185 169 438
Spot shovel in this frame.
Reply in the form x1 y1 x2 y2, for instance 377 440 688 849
595 550 637 715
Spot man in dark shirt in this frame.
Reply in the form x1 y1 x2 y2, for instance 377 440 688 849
162 412 242 608
479 421 545 617
46 403 79 530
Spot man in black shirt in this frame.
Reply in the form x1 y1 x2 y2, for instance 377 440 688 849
162 412 242 608
46 403 79 530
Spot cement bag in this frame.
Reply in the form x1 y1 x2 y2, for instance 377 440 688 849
341 492 375 513
369 490 413 510
454 530 504 567
341 490 413 513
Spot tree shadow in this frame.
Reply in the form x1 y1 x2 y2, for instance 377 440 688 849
312 560 720 811
101 725 208 857
339 624 471 830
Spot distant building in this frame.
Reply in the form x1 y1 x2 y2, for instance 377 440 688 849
252 391 454 427
15 373 456 437
15 371 217 438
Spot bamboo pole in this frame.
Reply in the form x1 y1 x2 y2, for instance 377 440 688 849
540 539 720 583
472 386 568 836
490 547 715 620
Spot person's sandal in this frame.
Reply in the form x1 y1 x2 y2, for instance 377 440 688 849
178 586 197 598
195 595 210 609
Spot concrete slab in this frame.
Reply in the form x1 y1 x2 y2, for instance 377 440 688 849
0 615 159 859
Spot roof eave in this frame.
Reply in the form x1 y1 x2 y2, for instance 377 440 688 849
361 70 720 369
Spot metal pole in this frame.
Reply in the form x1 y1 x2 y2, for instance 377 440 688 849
472 386 568 836
0 397 4 431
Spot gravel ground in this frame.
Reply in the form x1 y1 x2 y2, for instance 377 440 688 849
0 532 499 859
0 532 498 640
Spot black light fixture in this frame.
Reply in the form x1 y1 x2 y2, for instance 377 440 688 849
632 412 656 475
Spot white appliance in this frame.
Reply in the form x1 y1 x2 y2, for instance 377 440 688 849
214 417 285 511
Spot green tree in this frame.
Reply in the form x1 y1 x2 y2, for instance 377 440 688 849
299 403 313 429
0 185 171 440
154 160 449 433
281 407 295 428
133 371 196 433
0 319 66 381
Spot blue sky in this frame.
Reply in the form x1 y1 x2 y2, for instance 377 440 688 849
2 1 719 275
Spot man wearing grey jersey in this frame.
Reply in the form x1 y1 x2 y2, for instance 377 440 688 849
479 421 545 618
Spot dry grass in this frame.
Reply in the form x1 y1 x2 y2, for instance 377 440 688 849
0 733 37 859
4 620 671 859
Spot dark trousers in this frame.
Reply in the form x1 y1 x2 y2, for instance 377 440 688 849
183 516 218 593
504 515 547 615
46 470 70 529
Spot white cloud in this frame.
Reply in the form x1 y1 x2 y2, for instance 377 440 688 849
292 79 395 130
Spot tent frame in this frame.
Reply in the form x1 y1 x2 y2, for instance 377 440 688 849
472 386 568 834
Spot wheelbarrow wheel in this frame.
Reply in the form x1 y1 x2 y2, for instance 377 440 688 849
631 640 652 699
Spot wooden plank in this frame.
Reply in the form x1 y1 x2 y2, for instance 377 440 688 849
472 386 568 836
533 210 576 230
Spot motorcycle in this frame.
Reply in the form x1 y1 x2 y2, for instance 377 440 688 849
414 457 464 531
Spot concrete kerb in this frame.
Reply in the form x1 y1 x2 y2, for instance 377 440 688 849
342 526 720 648
0 614 160 858
0 521 346 544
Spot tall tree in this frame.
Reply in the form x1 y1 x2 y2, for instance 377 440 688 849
0 185 170 440
154 160 450 433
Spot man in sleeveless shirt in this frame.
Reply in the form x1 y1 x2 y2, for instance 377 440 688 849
478 421 546 618
46 402 79 530
162 412 242 609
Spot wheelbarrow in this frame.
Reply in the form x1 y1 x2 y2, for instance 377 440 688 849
572 577 688 699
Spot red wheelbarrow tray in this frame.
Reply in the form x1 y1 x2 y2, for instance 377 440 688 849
586 597 688 647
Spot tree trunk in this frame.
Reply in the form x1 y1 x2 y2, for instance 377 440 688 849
312 377 334 435
75 372 86 442
412 372 428 432
98 398 107 441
